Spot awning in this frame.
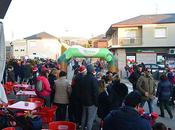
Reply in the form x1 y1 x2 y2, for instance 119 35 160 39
0 0 12 19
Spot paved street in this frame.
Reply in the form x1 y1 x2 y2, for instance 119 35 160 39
120 79 175 130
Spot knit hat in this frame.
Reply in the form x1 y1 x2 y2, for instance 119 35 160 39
79 65 87 73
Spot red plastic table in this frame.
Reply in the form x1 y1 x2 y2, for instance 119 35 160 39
16 91 37 96
8 101 42 111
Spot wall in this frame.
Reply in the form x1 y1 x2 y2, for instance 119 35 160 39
116 49 126 78
142 23 175 47
13 39 61 60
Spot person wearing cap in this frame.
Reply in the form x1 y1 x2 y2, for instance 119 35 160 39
80 64 99 130
103 91 152 130
69 65 87 126
136 68 156 113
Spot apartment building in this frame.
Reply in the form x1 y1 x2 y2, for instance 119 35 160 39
106 13 175 77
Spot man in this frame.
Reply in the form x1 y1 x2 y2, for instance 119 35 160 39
128 65 141 91
80 64 98 130
137 68 156 113
103 91 152 130
69 65 87 126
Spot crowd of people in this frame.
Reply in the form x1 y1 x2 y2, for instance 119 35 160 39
0 58 174 130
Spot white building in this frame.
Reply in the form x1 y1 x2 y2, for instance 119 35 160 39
12 32 61 60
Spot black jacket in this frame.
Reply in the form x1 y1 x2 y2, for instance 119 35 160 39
80 73 98 106
103 106 152 130
156 80 173 101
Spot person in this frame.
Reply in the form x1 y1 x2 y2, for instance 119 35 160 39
7 65 15 83
156 74 173 119
124 64 130 78
54 71 71 121
152 122 171 130
48 68 59 105
103 91 152 130
137 68 156 113
97 83 128 120
80 64 99 130
35 69 51 107
69 65 87 126
128 65 141 91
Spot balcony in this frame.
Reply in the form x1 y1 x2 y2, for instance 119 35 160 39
118 37 142 46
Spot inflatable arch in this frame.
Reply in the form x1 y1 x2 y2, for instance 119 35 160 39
58 47 117 72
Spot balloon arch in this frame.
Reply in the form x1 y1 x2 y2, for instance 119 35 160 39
57 47 117 72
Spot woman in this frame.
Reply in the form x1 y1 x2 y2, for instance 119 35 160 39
156 74 173 119
35 69 51 107
54 71 71 121
48 68 59 105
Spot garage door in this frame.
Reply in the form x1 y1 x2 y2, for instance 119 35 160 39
136 53 156 64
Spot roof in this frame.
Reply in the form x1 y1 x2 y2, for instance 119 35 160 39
0 0 12 19
24 32 58 40
112 13 175 27
106 13 175 36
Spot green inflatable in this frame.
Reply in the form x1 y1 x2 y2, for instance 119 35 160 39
58 47 117 72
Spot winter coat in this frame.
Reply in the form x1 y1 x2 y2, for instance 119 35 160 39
103 106 152 130
156 80 173 101
80 73 99 106
23 64 32 79
136 74 156 100
128 71 141 89
54 76 71 104
36 76 51 97
97 88 111 119
70 73 84 102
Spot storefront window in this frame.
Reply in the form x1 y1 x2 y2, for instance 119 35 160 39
126 55 136 67
157 55 165 67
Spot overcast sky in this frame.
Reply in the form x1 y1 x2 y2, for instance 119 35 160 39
3 0 175 41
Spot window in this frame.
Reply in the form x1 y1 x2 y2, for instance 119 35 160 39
15 49 18 51
154 27 167 38
125 29 136 38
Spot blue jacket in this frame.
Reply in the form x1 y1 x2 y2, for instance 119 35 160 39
103 106 152 130
156 80 173 101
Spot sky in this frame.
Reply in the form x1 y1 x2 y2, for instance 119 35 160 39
3 0 175 41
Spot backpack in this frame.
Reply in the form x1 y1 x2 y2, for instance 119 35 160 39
35 80 43 92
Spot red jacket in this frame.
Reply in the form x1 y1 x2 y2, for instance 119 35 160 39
36 76 51 97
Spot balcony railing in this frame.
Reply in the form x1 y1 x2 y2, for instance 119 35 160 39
118 37 142 46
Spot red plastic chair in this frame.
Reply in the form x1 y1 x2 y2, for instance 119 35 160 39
49 121 76 130
2 127 15 130
33 105 57 123
3 82 15 94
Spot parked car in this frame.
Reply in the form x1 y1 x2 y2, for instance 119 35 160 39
138 64 166 80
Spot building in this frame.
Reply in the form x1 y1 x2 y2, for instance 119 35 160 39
12 32 61 60
106 13 175 77
89 34 108 48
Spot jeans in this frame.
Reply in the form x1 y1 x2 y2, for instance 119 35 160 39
140 99 153 113
159 100 173 118
81 105 97 130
